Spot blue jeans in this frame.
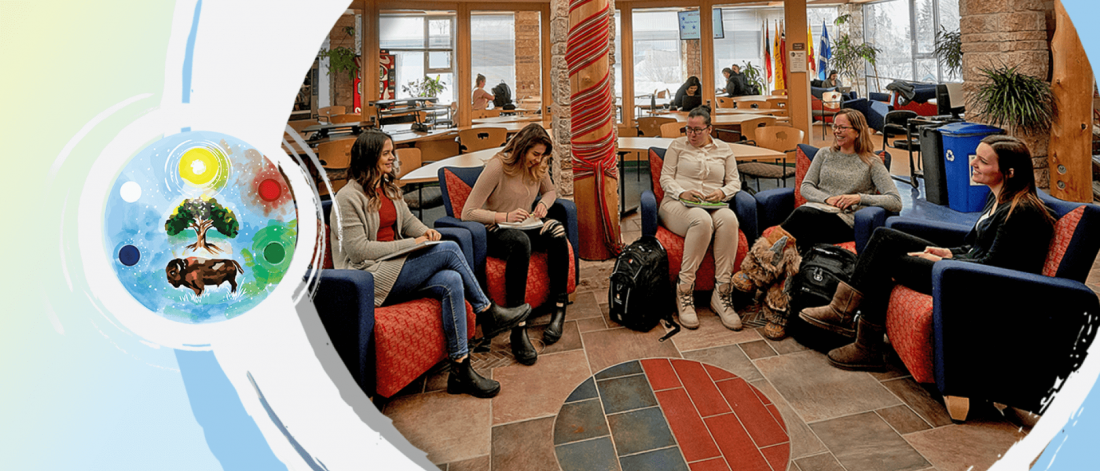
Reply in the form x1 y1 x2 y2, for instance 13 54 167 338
386 241 491 359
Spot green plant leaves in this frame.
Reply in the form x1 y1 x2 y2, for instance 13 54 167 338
969 63 1054 135
933 27 962 77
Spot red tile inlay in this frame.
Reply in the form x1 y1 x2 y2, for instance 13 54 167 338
655 388 722 462
760 443 790 471
703 413 772 471
765 405 786 433
642 358 682 391
749 382 772 405
689 457 731 471
705 363 736 382
716 379 788 448
672 359 732 417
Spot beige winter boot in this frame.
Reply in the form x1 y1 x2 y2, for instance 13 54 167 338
710 282 742 331
677 282 699 329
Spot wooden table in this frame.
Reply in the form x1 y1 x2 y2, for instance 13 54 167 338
471 115 543 125
664 112 771 125
457 121 549 134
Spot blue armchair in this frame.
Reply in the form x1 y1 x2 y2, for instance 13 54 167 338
842 97 890 134
436 166 579 309
755 144 895 253
640 146 755 292
883 192 1100 420
313 200 477 398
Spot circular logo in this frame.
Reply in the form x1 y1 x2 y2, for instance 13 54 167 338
103 131 298 323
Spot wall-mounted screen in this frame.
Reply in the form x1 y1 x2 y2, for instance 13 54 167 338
677 9 723 41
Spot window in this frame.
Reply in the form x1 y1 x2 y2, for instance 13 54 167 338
711 6 837 92
380 11 457 104
863 0 962 92
471 13 516 105
633 9 690 100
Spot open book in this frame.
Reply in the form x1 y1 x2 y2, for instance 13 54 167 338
679 198 729 209
376 240 444 262
498 217 544 230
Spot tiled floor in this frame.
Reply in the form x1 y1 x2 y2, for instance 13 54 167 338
382 124 1100 470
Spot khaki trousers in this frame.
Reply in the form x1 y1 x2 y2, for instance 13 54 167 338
658 197 740 286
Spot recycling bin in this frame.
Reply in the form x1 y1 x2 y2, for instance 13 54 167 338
939 122 1004 212
913 116 962 206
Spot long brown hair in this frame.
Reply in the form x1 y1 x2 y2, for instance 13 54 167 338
348 130 402 211
497 123 553 183
981 135 1055 224
830 108 876 166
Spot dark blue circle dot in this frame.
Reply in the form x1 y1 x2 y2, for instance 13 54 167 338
119 245 140 266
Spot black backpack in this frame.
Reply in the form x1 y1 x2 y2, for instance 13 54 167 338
787 243 858 348
608 236 680 341
492 82 514 109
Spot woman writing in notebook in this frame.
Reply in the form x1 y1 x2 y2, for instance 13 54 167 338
461 124 570 366
330 131 531 398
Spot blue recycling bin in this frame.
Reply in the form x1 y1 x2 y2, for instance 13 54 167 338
939 122 1004 212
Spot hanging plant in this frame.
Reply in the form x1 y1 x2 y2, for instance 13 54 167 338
933 27 962 78
969 63 1054 135
318 25 359 81
402 75 448 98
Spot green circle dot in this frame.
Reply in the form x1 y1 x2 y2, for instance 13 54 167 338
263 242 286 264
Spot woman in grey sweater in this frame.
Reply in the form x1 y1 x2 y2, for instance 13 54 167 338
330 131 531 398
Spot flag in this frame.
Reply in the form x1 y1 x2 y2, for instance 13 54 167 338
763 20 772 85
773 21 784 90
779 22 788 90
807 24 816 75
818 19 831 80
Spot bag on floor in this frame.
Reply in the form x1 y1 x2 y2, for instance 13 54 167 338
788 243 857 316
608 235 680 341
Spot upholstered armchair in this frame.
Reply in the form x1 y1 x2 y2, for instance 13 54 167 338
313 200 478 398
883 192 1100 420
639 146 753 292
435 166 579 309
754 144 895 254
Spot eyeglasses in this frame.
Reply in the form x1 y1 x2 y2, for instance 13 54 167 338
685 126 709 134
831 124 855 132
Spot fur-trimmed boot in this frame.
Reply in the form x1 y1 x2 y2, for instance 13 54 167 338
798 281 862 337
827 317 886 371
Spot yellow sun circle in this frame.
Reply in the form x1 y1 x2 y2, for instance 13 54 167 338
178 147 220 187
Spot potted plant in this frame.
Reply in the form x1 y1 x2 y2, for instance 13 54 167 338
318 26 359 80
403 75 448 105
830 34 882 95
968 63 1054 135
933 27 962 78
739 61 765 95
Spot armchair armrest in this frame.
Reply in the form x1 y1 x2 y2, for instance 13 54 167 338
311 269 377 395
641 190 659 237
931 261 1100 411
548 198 581 283
436 227 475 274
434 216 487 275
886 217 970 247
733 190 758 242
754 188 795 231
853 207 889 253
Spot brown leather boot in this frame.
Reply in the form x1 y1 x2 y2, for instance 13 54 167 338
827 317 886 371
799 281 862 337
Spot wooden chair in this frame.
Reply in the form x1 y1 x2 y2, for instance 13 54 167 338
753 101 776 110
317 138 355 195
330 113 364 124
472 109 502 119
766 97 787 109
813 90 844 139
616 124 640 137
716 97 735 109
772 89 787 95
732 97 760 109
657 89 670 99
660 122 685 138
285 119 319 146
717 116 775 143
737 126 803 192
416 138 462 163
636 116 676 137
395 147 443 218
458 127 508 153
318 106 346 123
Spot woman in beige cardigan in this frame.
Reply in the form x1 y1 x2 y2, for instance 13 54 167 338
331 131 531 398
461 124 569 366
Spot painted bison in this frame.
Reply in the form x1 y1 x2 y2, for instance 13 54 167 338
166 257 244 296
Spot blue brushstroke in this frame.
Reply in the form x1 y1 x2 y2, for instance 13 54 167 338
176 350 287 471
181 0 202 132
248 372 329 471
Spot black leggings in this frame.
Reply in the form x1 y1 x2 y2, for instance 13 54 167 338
780 206 854 251
849 227 937 324
486 221 569 307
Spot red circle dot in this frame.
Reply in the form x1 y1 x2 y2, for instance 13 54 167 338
258 179 282 201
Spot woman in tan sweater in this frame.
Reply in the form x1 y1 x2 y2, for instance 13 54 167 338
461 124 568 366
331 131 531 398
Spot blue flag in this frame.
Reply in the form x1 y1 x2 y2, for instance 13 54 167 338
818 20 831 80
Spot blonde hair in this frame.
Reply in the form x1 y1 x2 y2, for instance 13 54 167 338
830 109 877 166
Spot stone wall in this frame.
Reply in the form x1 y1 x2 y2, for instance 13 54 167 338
959 0 1055 187
515 12 542 102
682 39 701 81
330 14 357 111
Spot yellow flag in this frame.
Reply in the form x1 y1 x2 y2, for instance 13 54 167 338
774 22 785 90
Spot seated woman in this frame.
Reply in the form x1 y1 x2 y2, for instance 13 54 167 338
822 70 842 89
659 106 743 331
330 131 531 398
672 76 702 111
461 124 569 366
801 135 1055 371
472 74 495 111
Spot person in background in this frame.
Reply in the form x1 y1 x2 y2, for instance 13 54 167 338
472 74 495 111
801 135 1055 371
672 76 702 111
330 130 532 398
727 64 750 97
460 124 570 366
722 68 736 97
823 70 842 89
658 106 743 332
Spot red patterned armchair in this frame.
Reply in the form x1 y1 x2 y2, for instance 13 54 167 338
435 166 578 309
883 192 1100 421
313 200 477 398
639 146 752 291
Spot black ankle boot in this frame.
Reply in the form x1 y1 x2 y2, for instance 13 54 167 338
447 357 500 398
479 302 532 339
510 326 538 365
543 302 567 345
